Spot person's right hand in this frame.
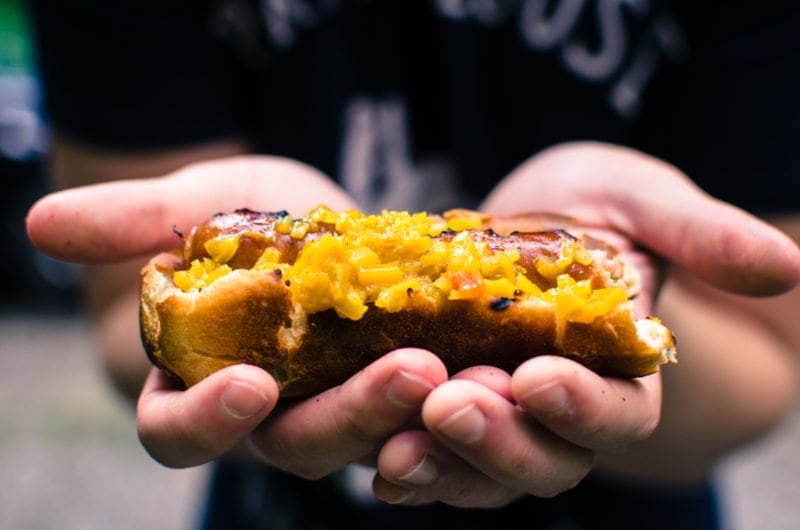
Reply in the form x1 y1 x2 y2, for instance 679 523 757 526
25 155 448 472
136 347 447 470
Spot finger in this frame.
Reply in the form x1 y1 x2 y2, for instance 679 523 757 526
137 364 278 468
26 155 354 263
452 365 513 401
373 364 514 505
605 171 800 296
250 348 448 480
422 379 594 498
511 356 662 453
374 430 520 508
483 143 800 295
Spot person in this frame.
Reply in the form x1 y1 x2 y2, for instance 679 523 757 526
24 1 800 529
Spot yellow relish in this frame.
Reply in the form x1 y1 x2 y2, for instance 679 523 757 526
173 258 232 292
174 206 626 324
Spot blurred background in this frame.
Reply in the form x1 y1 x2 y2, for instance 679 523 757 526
1 0 798 528
0 1 208 527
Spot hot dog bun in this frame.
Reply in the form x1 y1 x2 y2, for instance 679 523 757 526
140 207 676 397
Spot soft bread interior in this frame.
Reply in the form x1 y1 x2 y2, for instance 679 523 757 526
636 318 678 365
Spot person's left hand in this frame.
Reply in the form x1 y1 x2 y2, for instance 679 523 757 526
372 361 660 506
370 141 800 507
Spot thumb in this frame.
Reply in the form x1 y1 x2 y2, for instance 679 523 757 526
137 364 279 468
605 167 800 297
485 142 800 297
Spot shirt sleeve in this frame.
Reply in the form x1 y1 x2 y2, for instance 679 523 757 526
28 0 260 151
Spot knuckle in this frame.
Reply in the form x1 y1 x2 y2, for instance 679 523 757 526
341 406 387 444
252 434 332 480
433 476 511 509
532 467 589 499
633 410 661 441
528 450 594 499
136 427 189 469
478 490 522 508
339 392 394 443
135 417 187 468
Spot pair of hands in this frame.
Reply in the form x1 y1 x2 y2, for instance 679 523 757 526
26 142 800 507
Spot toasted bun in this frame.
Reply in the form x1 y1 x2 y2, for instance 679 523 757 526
140 208 676 397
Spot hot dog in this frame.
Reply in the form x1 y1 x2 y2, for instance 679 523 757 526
140 207 676 397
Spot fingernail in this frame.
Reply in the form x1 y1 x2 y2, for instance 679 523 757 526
221 380 268 420
436 404 485 444
386 370 435 409
398 454 438 486
523 382 569 414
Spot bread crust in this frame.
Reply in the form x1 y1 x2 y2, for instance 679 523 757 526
141 250 675 397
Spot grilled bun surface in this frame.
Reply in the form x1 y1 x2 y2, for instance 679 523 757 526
140 207 676 397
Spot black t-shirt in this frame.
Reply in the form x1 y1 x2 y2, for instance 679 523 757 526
198 456 721 530
30 0 800 214
27 1 799 528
